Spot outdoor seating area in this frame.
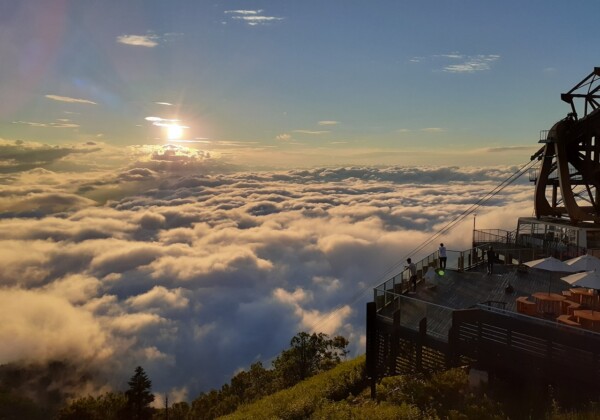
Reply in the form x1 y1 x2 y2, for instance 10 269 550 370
516 287 600 331
565 287 600 306
375 250 600 343
512 254 600 330
371 249 600 401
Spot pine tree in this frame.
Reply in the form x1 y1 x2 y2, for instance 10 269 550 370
125 366 155 420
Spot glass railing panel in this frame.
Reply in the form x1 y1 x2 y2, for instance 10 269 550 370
445 250 460 270
382 279 391 307
397 295 427 330
424 302 454 340
393 295 453 341
375 288 386 313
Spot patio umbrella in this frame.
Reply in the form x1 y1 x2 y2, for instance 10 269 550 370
565 254 600 272
561 270 600 289
524 256 578 272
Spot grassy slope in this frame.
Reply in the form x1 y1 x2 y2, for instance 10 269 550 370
220 356 421 420
220 355 600 420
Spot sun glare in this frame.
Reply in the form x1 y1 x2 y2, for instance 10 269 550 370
167 124 184 140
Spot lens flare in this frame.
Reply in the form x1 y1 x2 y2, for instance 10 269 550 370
167 124 184 140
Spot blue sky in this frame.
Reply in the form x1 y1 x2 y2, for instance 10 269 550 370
1 0 599 167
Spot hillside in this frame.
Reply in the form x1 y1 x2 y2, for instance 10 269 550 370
220 357 600 420
12 336 600 419
221 356 499 420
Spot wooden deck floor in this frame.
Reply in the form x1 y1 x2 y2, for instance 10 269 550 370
413 263 572 313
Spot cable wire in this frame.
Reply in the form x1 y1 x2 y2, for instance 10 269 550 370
307 160 537 333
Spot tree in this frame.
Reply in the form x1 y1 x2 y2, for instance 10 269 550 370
0 387 45 420
168 401 190 420
187 332 350 418
188 361 278 419
125 366 155 420
272 332 350 388
55 392 127 420
229 362 276 403
189 389 235 420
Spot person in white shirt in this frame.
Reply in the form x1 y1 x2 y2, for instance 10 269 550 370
438 243 447 270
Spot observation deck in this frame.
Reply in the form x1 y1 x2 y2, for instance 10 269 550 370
366 237 600 400
366 67 600 401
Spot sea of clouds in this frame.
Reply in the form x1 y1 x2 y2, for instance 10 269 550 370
0 139 534 403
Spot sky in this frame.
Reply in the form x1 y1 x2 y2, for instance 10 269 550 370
1 0 599 167
0 0 599 406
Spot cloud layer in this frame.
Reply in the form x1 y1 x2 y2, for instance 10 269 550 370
0 141 533 401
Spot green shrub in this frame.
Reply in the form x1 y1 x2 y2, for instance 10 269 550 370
313 400 424 420
377 369 504 420
549 407 600 420
55 392 127 420
377 372 428 407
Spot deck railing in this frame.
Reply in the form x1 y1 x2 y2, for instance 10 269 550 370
373 243 536 296
373 291 454 341
475 303 600 339
475 228 594 259
473 229 515 244
516 233 590 259
374 249 442 298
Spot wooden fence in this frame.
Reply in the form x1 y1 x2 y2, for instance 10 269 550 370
366 302 600 398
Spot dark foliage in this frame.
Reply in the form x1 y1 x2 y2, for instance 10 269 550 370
166 401 191 419
272 332 349 388
0 387 46 420
188 331 349 419
54 392 127 420
124 366 155 420
0 360 94 414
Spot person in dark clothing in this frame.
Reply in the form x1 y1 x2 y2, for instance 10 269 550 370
487 246 495 274
406 258 417 292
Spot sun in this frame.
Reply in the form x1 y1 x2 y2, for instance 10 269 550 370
166 124 184 140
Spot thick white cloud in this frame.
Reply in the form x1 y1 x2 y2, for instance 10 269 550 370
108 312 169 334
42 274 101 304
0 288 110 362
0 148 535 399
126 286 190 311
0 192 97 216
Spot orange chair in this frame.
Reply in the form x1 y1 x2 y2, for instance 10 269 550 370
516 296 537 316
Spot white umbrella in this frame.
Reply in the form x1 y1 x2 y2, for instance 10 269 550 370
524 256 578 272
565 254 600 272
561 270 600 289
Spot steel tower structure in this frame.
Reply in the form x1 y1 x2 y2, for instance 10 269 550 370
532 67 600 225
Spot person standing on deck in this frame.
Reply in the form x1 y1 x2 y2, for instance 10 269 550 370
406 258 417 292
487 246 495 274
438 243 447 270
